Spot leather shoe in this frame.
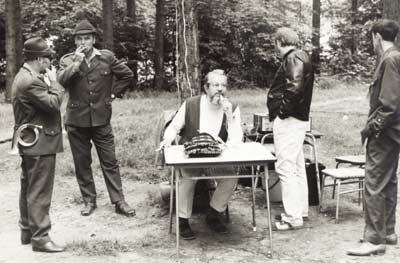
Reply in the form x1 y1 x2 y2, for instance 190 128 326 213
359 233 398 245
346 242 385 256
206 208 228 234
32 241 64 253
386 233 398 245
115 200 136 217
179 218 196 240
81 202 97 216
21 231 31 245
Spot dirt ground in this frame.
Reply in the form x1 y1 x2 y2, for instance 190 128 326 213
0 137 399 263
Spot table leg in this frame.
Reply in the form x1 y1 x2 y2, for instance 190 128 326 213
251 172 256 231
264 166 273 258
175 168 180 257
169 167 174 234
335 180 341 224
319 173 326 212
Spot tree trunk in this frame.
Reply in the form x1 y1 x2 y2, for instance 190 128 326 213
350 0 357 54
176 0 200 102
383 0 400 47
311 0 321 75
126 0 136 22
154 0 165 91
5 0 23 103
102 0 114 51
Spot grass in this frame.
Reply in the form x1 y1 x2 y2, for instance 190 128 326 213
66 239 138 256
0 77 370 180
0 79 374 258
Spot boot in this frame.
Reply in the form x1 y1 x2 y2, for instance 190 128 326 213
206 207 228 234
179 217 195 240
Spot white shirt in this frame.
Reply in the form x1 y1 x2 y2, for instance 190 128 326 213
85 48 102 68
163 95 243 146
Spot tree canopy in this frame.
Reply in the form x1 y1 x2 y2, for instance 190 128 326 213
0 0 388 92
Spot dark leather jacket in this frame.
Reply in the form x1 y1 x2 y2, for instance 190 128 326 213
267 49 314 121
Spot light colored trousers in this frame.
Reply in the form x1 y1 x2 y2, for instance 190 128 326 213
273 116 309 226
178 168 238 218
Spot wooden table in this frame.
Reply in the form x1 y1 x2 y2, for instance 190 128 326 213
164 142 276 257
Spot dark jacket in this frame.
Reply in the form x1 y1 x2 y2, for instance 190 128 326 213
267 49 314 121
366 46 400 144
11 64 64 156
58 49 133 127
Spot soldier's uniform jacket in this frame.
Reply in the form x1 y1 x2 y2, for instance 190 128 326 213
11 64 64 156
58 49 133 127
367 46 400 144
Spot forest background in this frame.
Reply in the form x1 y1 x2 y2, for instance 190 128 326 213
0 0 385 95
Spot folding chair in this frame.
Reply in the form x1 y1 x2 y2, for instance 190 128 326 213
332 155 365 200
320 167 365 223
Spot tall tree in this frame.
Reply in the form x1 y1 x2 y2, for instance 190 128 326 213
350 0 358 54
5 0 23 103
126 0 136 22
154 0 165 90
383 0 400 21
176 0 200 102
311 0 321 75
102 0 114 50
383 0 400 47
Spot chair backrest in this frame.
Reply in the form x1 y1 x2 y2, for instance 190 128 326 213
154 110 178 168
254 113 312 133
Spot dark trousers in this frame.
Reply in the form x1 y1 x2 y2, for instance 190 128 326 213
67 124 124 204
364 133 399 244
19 154 55 245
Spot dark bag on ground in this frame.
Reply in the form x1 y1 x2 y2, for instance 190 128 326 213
306 159 325 206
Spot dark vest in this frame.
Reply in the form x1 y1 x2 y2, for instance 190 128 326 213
179 95 237 144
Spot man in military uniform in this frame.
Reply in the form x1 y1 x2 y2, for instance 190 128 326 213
347 19 400 257
12 37 64 252
58 20 135 217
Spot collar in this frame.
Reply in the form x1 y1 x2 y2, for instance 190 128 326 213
23 63 37 74
282 48 296 60
381 46 397 60
86 48 101 62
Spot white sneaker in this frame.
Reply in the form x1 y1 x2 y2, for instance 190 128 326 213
275 221 303 231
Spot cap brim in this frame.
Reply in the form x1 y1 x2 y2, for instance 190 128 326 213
73 30 96 35
23 47 56 57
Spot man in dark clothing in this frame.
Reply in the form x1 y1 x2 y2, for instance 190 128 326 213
12 37 64 252
266 27 314 231
58 20 135 217
347 19 400 256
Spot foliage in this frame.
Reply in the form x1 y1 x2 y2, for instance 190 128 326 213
324 0 382 80
162 0 313 90
1 0 377 91
0 0 156 91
